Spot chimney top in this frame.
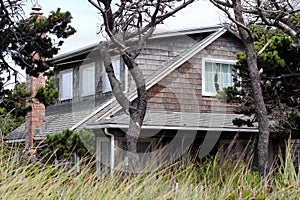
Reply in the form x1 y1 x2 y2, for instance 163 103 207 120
30 1 43 15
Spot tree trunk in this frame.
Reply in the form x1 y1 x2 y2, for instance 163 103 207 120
122 53 147 172
99 43 147 172
233 0 270 177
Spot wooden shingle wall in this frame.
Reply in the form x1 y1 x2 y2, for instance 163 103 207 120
144 33 244 113
128 35 201 93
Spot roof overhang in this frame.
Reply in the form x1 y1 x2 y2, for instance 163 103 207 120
85 123 258 133
53 26 223 64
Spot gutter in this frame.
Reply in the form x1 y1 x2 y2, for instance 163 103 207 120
87 124 259 133
104 128 115 176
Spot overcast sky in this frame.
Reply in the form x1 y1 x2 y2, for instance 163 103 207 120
24 0 226 54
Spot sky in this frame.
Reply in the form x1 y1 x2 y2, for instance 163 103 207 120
2 0 226 87
24 0 226 54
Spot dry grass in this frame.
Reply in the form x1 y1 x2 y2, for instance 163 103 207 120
0 143 299 199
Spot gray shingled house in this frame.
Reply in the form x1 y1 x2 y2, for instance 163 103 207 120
7 26 265 172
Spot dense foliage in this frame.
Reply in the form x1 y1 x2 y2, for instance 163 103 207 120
223 28 300 138
35 70 59 107
40 129 95 161
0 82 30 136
0 0 75 138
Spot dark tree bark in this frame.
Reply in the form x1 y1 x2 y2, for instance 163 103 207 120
209 0 271 176
233 0 270 176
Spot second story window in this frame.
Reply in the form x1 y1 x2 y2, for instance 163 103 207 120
60 69 73 100
202 58 235 96
103 56 120 93
81 63 95 96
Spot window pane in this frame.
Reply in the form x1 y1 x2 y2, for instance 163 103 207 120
100 141 110 164
205 62 214 93
103 57 121 92
61 71 73 100
204 61 233 95
82 65 95 96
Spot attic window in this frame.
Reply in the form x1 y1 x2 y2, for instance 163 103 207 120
60 69 73 100
102 56 121 93
202 58 235 96
81 63 95 96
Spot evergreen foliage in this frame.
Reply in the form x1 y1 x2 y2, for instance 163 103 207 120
35 70 59 107
222 27 300 137
0 0 75 138
0 82 31 136
40 129 95 161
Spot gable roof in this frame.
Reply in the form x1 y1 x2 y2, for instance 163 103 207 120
76 27 228 129
5 26 246 142
53 26 223 64
57 26 240 132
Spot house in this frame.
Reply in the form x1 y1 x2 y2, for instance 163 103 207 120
7 21 270 172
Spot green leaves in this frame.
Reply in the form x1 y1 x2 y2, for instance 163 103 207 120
41 129 95 161
35 70 59 107
0 83 31 136
225 27 300 135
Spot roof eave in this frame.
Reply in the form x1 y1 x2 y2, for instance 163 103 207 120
52 25 224 64
85 123 258 133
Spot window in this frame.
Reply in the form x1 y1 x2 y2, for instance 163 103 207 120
60 70 73 100
81 63 95 96
96 137 111 173
102 56 121 93
202 58 235 96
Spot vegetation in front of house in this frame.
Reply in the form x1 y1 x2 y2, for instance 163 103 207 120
1 142 299 199
40 129 95 161
35 70 59 107
0 70 59 137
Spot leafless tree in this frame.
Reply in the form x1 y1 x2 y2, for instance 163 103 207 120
88 0 195 170
208 0 271 176
209 0 300 177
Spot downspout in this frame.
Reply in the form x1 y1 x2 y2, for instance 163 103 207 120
104 128 114 176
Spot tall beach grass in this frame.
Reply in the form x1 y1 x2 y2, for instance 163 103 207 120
0 143 299 199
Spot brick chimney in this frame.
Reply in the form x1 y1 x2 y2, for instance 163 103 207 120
24 1 46 148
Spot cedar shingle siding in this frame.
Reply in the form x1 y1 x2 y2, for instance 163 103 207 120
140 33 243 113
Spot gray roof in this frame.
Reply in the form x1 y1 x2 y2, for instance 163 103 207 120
62 27 228 131
86 111 258 132
5 124 25 142
5 26 250 142
53 26 222 63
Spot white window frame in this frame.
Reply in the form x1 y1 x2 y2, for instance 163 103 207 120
96 137 111 174
202 58 236 96
102 56 121 93
80 62 95 97
60 69 73 100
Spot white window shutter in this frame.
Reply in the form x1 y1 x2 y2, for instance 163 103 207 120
81 65 95 96
103 56 121 92
61 71 73 100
